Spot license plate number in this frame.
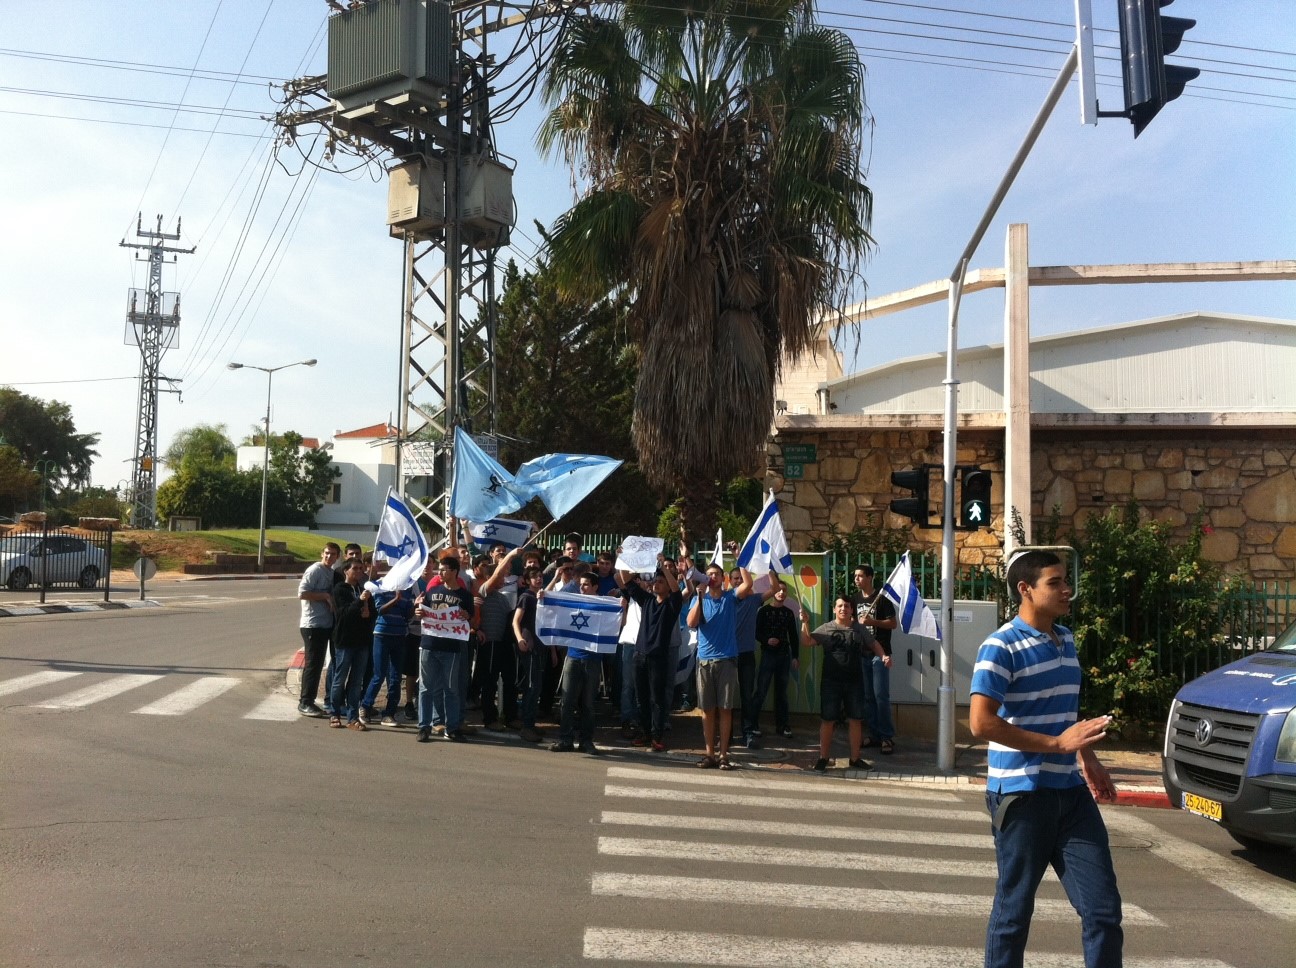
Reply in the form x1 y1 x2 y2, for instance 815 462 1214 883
1183 792 1223 822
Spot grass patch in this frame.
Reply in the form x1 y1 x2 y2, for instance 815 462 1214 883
110 529 363 572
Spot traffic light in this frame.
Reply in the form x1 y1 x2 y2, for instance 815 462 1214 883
960 468 992 531
890 466 931 527
1117 0 1200 137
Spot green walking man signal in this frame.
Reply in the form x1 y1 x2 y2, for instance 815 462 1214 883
960 467 992 531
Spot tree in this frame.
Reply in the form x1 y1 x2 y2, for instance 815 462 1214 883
538 0 873 536
0 445 39 517
267 431 338 528
164 423 236 473
488 259 661 535
0 388 100 489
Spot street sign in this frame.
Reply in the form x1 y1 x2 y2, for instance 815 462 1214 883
782 444 817 463
784 462 804 480
133 557 157 581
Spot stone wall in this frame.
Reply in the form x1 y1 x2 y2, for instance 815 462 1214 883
769 428 1296 579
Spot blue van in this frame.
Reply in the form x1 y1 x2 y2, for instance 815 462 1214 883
1162 622 1296 853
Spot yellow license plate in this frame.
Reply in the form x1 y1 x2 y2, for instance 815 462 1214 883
1183 792 1223 822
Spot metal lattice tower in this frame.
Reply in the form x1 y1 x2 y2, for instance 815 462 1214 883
120 214 193 529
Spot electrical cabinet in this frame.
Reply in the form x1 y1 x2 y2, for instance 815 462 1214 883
386 158 446 236
890 599 1001 705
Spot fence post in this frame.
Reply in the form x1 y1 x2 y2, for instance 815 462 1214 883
38 520 48 604
104 526 114 603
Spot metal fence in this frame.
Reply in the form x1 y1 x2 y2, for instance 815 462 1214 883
0 524 115 603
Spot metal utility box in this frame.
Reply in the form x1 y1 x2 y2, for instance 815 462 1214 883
327 0 452 112
890 599 1001 705
459 157 514 248
387 158 446 236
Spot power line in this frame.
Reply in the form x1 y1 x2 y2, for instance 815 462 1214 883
0 46 282 85
0 108 267 136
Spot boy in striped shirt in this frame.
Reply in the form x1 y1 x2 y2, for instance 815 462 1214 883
970 549 1122 968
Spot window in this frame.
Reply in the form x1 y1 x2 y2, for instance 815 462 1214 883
326 483 342 504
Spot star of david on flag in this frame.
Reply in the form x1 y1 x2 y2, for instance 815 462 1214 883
536 590 621 654
881 552 941 641
368 489 429 594
468 517 534 551
736 491 794 575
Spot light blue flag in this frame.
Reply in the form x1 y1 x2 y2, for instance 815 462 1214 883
736 491 794 575
536 590 622 654
513 452 622 520
369 489 428 593
468 517 534 551
882 552 942 641
449 427 527 521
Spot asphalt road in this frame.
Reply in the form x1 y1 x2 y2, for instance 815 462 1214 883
2 587 1293 968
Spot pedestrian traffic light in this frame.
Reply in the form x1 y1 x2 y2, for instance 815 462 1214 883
890 466 931 527
960 468 992 531
1117 0 1200 137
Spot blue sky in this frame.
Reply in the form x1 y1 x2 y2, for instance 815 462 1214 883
0 0 1292 488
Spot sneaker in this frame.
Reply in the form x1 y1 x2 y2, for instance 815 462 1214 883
779 726 794 739
381 715 401 728
813 757 829 773
431 725 447 737
651 739 667 753
417 727 432 743
519 725 543 744
549 741 575 752
346 720 368 732
750 727 763 737
358 709 372 727
298 703 325 719
744 735 758 750
632 736 649 748
848 757 873 771
579 741 601 756
447 730 467 743
404 702 417 721
620 722 638 739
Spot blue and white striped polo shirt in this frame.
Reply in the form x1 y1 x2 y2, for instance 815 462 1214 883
970 616 1085 794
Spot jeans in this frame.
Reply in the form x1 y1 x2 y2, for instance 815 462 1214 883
619 643 639 724
362 633 405 716
633 646 671 740
516 641 546 727
861 655 895 741
298 627 331 707
419 647 463 731
753 647 792 732
559 655 598 744
477 638 518 725
736 650 757 737
328 646 367 722
985 785 1123 968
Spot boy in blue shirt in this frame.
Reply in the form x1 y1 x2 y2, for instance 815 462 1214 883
686 562 755 770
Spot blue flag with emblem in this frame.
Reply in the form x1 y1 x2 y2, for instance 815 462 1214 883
370 489 429 593
513 452 623 520
449 427 527 521
536 590 622 654
882 552 942 641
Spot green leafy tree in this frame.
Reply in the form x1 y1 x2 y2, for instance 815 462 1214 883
0 444 40 517
267 431 339 528
489 259 660 536
539 0 873 535
157 466 262 528
0 388 100 489
164 423 236 473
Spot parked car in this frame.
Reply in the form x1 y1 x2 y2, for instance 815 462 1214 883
0 534 107 590
1163 621 1296 853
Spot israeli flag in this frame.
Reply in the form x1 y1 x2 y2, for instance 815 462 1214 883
513 452 622 520
469 517 533 550
369 489 429 594
536 590 622 654
736 491 794 575
881 552 942 641
449 427 527 522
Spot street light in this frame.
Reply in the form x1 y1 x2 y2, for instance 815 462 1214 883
227 359 317 572
34 459 59 513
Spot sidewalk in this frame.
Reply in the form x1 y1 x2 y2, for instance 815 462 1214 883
281 648 1170 808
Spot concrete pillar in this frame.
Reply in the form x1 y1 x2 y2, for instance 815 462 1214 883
1003 223 1031 554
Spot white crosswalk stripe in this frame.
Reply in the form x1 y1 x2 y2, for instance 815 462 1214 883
0 670 82 696
585 766 1244 968
582 928 1236 968
34 673 164 708
133 676 242 715
243 694 302 721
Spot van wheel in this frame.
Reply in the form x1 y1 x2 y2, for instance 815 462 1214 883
1228 830 1292 854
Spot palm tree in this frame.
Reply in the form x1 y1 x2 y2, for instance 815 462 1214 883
538 0 873 536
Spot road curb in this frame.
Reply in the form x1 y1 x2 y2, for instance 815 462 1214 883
1113 787 1173 809
0 599 162 618
183 574 299 582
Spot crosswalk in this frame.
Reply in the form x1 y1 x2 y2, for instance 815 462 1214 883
583 765 1250 968
0 668 300 721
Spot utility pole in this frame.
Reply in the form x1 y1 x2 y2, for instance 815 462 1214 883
120 214 193 529
275 0 582 547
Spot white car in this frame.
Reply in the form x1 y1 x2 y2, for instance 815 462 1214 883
1 534 107 590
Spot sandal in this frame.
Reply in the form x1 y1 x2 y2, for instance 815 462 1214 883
329 716 343 728
718 755 735 771
697 755 719 769
880 739 895 755
859 737 878 749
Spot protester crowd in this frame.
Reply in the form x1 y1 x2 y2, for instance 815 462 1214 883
294 529 902 771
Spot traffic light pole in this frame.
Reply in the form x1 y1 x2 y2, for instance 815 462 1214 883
935 47 1077 773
